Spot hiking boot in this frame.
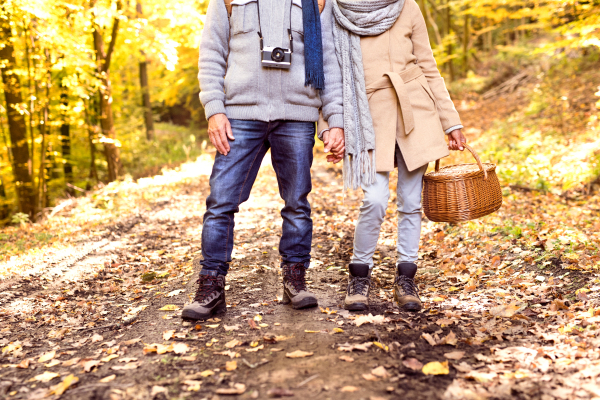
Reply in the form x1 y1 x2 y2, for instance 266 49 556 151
281 263 318 309
393 262 422 312
182 274 226 320
344 263 371 311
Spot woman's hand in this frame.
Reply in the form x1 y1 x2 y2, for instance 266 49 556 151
448 129 466 151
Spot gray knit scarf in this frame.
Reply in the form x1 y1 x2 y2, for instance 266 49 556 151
332 0 404 190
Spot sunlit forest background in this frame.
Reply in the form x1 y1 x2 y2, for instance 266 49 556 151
0 0 599 225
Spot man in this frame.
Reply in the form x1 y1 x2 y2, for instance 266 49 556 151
182 0 344 320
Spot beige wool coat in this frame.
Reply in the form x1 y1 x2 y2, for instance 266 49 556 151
319 0 462 172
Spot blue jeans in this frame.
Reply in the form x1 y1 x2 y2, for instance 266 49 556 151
200 119 316 277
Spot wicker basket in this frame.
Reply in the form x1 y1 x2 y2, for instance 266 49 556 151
423 145 502 223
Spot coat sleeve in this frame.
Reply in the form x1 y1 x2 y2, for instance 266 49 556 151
409 0 461 132
319 0 344 130
198 0 230 120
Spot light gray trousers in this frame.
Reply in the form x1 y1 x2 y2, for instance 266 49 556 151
351 149 428 268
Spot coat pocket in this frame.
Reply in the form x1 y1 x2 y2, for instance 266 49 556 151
230 0 258 35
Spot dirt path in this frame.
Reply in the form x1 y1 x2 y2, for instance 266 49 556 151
1 151 600 400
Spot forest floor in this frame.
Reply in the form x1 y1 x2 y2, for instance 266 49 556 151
1 95 600 400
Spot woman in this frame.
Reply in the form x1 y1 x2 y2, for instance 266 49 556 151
319 0 467 311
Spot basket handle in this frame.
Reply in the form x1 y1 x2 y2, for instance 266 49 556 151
435 144 488 180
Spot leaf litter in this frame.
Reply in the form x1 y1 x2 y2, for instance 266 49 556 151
0 148 599 399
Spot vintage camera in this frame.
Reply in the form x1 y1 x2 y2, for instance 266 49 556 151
261 46 292 69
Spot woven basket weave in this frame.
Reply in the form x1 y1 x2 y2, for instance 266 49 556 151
423 145 502 223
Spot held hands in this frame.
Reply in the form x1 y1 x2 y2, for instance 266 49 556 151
208 113 234 155
323 128 345 164
448 129 467 151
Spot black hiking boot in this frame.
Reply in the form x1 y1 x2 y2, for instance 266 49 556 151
182 274 226 320
344 263 371 311
393 262 422 312
281 263 318 309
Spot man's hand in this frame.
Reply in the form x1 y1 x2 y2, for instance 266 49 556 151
448 129 467 151
323 128 345 164
208 113 234 155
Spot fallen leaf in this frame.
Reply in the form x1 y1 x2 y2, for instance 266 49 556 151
223 324 240 331
16 359 30 369
354 313 389 327
184 380 202 391
245 345 264 352
339 355 354 362
91 333 103 343
215 350 240 359
215 383 246 395
490 302 520 318
62 358 80 367
173 342 189 355
225 360 237 371
422 333 437 346
200 370 215 377
362 373 378 381
371 366 390 379
100 375 116 383
340 386 359 392
181 356 197 362
402 358 423 371
121 337 142 346
439 331 458 346
166 289 184 297
206 324 220 329
45 359 61 368
81 359 101 373
332 328 344 334
163 330 175 341
337 342 373 352
286 350 314 358
31 371 60 382
101 354 118 363
47 374 78 396
159 304 180 311
38 350 56 363
444 351 465 360
225 339 241 349
111 362 139 370
465 370 497 382
422 361 449 375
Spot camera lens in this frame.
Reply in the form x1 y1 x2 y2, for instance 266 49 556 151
271 48 285 62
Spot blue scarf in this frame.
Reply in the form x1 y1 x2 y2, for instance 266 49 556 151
301 0 325 90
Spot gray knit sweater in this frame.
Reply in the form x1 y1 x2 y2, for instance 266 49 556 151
199 0 344 128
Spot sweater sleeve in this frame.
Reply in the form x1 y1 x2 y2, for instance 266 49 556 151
318 0 344 130
409 0 461 132
198 0 230 120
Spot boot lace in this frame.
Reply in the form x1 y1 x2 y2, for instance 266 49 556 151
284 263 307 292
395 275 419 298
348 276 370 296
194 275 221 303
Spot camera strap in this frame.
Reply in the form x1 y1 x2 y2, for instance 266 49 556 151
256 0 294 53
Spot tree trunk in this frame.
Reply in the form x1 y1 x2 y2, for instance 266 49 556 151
137 1 155 141
420 0 443 47
463 13 470 74
0 9 37 219
60 80 73 194
446 0 454 82
92 0 122 182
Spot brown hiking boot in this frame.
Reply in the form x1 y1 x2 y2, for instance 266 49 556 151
281 263 318 309
344 263 371 311
182 274 226 320
393 262 422 312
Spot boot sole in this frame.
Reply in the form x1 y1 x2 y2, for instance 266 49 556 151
394 292 422 312
344 302 369 311
292 297 318 309
181 302 227 320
